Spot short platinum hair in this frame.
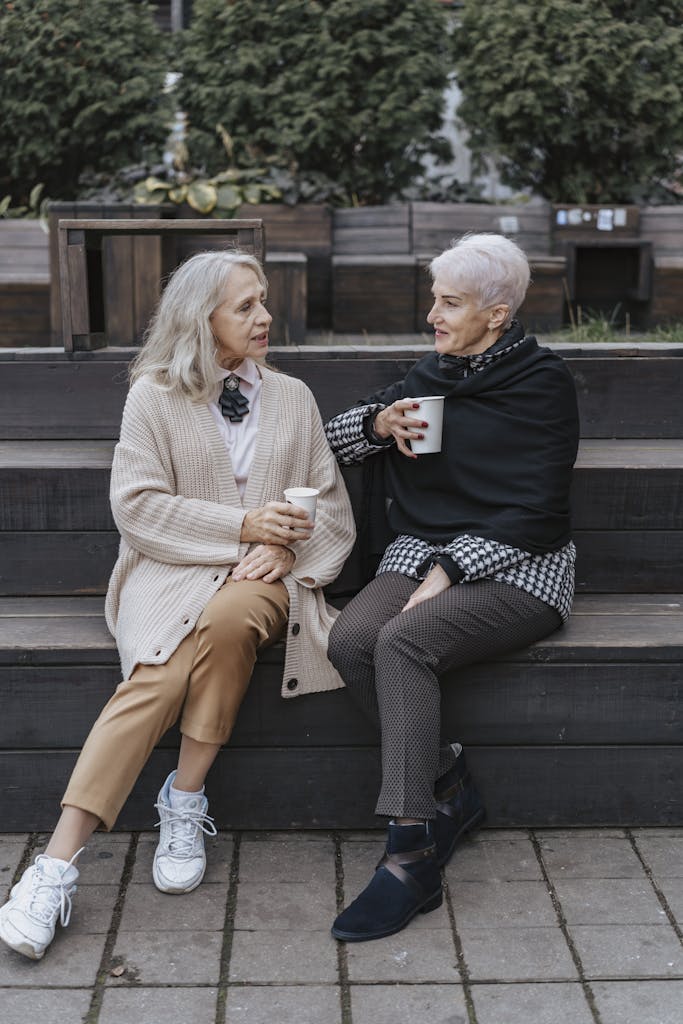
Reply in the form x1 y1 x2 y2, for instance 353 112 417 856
430 233 530 325
130 250 267 401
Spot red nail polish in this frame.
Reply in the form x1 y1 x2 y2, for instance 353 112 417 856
413 403 420 408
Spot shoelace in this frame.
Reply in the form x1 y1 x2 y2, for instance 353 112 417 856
153 802 217 859
28 848 83 928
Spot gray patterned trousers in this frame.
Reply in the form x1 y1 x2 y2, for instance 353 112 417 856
327 572 562 819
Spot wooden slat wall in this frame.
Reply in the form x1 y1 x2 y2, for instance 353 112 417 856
333 206 411 255
0 221 49 279
412 201 552 256
640 207 683 258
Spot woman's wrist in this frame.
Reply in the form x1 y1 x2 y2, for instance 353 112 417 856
365 407 394 445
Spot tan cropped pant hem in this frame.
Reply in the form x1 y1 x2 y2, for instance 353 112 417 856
62 578 288 831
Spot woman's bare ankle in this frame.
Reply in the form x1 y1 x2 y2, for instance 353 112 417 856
44 806 100 862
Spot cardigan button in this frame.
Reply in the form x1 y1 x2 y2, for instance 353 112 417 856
286 678 298 691
291 623 300 636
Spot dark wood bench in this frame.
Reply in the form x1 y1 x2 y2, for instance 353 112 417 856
0 346 681 830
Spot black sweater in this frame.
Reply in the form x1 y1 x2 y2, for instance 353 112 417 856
364 336 580 554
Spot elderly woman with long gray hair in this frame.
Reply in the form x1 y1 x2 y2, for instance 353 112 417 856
324 233 579 942
0 250 355 961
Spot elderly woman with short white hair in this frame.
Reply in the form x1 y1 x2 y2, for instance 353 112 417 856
0 250 355 962
325 233 579 942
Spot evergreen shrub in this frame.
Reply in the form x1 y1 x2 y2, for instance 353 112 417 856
0 0 171 203
454 0 683 203
176 0 452 204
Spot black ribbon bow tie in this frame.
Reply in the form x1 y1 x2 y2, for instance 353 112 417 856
219 374 250 422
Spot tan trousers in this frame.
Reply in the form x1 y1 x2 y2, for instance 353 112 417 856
62 578 289 830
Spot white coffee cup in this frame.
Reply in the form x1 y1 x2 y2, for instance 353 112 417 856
284 486 319 521
409 396 445 454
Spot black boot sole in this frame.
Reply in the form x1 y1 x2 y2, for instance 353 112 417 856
331 887 443 943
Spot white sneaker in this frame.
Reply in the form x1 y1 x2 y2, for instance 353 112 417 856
0 851 81 960
152 771 217 894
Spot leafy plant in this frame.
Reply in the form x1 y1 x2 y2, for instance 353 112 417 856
175 0 453 205
453 1 683 203
132 126 283 215
0 184 49 227
0 0 171 204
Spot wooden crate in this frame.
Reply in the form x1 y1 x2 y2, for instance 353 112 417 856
57 219 264 351
48 203 167 347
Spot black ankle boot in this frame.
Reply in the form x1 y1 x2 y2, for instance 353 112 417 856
331 822 442 942
434 743 486 867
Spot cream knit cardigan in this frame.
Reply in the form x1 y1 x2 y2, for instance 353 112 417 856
104 365 356 698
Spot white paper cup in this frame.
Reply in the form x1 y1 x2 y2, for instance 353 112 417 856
409 396 445 454
284 486 319 521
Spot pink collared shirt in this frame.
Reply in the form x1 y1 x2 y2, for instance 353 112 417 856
208 358 263 500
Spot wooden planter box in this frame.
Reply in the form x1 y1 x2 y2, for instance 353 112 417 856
234 203 331 329
0 221 50 347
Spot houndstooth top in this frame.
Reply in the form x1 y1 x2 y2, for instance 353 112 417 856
324 339 576 622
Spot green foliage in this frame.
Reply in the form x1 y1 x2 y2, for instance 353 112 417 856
130 125 279 215
175 0 452 205
0 183 48 223
454 1 683 202
0 0 172 204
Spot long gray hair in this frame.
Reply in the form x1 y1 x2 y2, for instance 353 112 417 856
129 250 268 402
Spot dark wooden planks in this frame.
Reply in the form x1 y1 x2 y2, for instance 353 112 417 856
1 527 679 595
2 352 682 440
640 207 683 258
333 206 411 256
412 202 552 257
0 441 115 530
1 594 681 665
3 439 681 531
0 282 50 347
1 745 680 830
1 660 680 749
0 360 130 439
0 532 119 597
573 530 683 593
331 256 417 333
569 357 683 439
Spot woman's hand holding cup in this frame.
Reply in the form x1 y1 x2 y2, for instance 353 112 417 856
240 501 313 545
373 399 429 459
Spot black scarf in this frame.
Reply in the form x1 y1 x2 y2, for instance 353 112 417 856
364 329 580 554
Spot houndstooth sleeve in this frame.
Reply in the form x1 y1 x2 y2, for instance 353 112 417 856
437 535 529 582
324 404 395 465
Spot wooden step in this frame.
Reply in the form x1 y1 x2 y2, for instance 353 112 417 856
1 351 682 439
1 440 681 594
0 595 680 828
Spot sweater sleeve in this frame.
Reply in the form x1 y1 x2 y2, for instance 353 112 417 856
287 389 356 587
110 384 247 566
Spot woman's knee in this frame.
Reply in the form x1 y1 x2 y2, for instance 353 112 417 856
328 609 374 675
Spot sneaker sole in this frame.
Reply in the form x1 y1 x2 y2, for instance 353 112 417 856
152 861 206 895
0 920 45 960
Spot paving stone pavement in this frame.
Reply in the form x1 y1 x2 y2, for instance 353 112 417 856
1 828 682 1024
